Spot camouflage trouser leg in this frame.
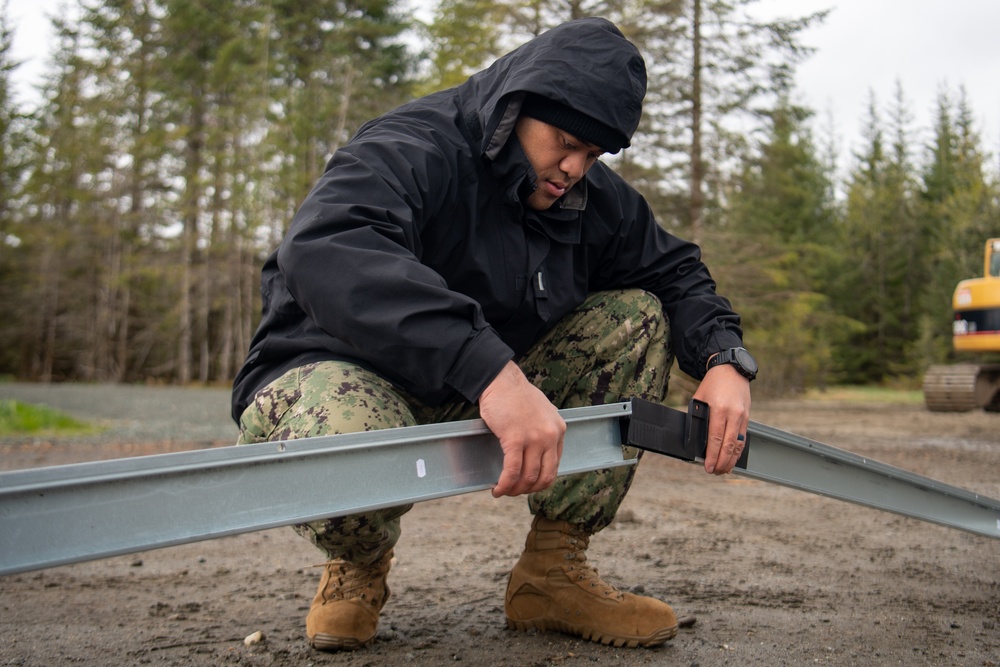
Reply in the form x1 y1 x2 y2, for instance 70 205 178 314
235 289 671 561
236 362 419 566
519 289 672 534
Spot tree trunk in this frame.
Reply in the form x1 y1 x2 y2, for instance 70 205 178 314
689 0 704 245
178 97 205 385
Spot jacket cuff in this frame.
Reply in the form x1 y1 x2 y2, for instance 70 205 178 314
696 330 745 379
445 328 515 402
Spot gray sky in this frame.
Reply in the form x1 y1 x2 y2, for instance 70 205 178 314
9 1 1000 174
760 0 1000 172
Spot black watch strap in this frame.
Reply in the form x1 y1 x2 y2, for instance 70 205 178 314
706 347 758 381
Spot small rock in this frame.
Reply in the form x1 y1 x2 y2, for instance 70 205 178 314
244 630 265 646
678 615 697 628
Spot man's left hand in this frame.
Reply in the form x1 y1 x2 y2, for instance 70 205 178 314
692 364 752 475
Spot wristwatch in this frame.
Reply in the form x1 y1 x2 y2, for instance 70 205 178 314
706 346 758 381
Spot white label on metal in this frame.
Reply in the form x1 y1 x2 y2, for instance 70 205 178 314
416 459 427 478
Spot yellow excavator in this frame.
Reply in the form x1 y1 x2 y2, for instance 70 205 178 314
923 238 1000 411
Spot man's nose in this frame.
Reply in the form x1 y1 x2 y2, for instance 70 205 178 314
561 152 588 180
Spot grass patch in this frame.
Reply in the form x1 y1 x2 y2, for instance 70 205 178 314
0 399 99 437
802 386 924 405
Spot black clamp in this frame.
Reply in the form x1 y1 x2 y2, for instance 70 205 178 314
623 398 749 470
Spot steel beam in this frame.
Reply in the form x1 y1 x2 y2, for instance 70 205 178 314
735 420 1000 539
0 403 632 576
625 398 1000 540
3 399 999 578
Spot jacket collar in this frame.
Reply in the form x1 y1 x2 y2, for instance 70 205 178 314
490 134 584 244
480 90 589 215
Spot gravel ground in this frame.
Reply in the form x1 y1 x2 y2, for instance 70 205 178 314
2 382 1000 667
0 382 238 467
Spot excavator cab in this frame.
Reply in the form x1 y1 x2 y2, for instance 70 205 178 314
924 238 1000 412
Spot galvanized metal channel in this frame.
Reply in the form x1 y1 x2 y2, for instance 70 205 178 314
623 398 1000 540
0 403 633 576
2 399 998 578
735 420 1000 540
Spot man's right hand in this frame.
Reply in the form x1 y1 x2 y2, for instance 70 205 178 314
478 361 566 498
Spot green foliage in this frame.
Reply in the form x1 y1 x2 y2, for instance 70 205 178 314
918 86 998 366
802 385 924 405
830 88 921 383
1 1 997 399
418 0 506 95
0 399 98 436
829 84 997 386
0 0 417 385
720 96 857 396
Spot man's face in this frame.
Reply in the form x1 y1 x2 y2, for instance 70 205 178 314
514 116 605 211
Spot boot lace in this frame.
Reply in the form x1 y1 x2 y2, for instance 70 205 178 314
561 533 625 601
315 560 388 607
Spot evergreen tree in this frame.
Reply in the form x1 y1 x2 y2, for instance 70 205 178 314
2 0 417 385
725 96 850 394
667 0 827 241
918 86 996 366
0 5 25 226
0 6 31 375
13 14 100 381
835 87 923 383
420 0 505 93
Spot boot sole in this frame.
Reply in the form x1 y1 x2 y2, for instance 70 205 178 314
506 617 678 648
310 632 376 652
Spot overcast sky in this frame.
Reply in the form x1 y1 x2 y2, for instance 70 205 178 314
761 0 1000 172
8 1 1000 174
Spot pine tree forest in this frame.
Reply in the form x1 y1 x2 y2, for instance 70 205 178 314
1 0 997 397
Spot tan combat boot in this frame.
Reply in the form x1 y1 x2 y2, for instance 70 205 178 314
505 516 678 648
305 550 393 651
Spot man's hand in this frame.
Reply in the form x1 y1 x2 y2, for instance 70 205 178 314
478 361 566 497
692 363 752 475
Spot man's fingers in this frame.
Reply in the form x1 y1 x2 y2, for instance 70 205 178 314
705 419 748 475
704 427 724 474
480 362 566 497
492 434 564 497
715 422 749 475
492 454 522 497
527 442 561 494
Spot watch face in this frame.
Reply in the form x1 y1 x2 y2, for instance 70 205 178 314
735 347 758 374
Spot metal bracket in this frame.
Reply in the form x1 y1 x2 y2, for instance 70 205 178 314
626 398 748 468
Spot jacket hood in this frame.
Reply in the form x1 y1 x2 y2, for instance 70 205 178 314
459 18 647 158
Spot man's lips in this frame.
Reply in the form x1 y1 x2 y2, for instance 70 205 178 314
543 180 568 197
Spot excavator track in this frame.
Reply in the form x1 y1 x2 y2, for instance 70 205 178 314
924 363 1000 412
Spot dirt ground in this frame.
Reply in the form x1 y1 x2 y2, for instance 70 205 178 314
1 383 999 667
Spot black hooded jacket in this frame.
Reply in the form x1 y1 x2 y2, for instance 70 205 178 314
231 18 743 423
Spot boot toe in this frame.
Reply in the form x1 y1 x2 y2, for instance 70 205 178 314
306 599 379 652
622 592 678 646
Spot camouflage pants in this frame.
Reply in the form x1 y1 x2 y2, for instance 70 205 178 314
237 289 673 565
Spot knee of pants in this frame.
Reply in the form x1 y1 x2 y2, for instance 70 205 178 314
583 288 672 359
239 360 418 443
606 288 666 334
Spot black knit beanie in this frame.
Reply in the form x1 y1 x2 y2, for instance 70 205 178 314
520 93 629 154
